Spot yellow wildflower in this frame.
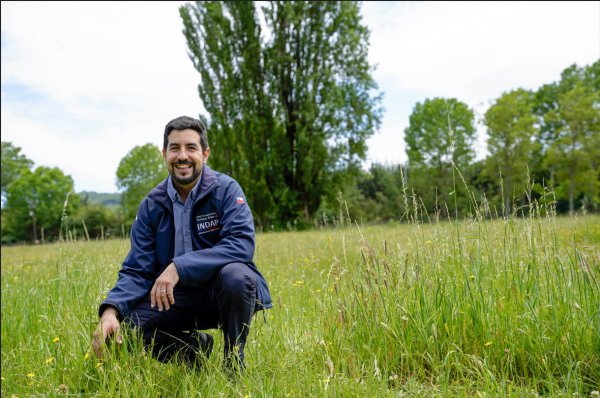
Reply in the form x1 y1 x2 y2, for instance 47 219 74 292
484 341 493 346
27 372 35 378
53 337 60 343
46 356 55 364
84 352 90 360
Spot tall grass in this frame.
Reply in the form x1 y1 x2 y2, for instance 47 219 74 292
1 213 599 396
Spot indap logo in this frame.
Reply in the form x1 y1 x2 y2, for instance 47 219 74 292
196 212 221 234
197 219 219 230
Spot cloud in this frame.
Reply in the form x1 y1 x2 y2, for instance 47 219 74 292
2 2 201 112
364 1 598 102
1 1 598 191
1 1 204 192
362 1 599 165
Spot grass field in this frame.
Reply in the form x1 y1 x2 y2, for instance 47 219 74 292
1 215 599 397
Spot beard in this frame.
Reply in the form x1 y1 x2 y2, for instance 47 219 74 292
171 161 202 186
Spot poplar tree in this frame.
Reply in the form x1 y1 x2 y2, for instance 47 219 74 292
180 1 382 228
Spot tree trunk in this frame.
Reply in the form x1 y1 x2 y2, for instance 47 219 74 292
32 215 38 242
504 177 511 219
568 168 575 215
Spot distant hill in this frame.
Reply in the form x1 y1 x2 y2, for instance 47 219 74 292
78 191 122 208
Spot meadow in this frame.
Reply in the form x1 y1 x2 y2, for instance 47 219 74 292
1 214 599 397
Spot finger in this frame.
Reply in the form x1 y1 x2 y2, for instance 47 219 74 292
168 290 175 305
161 288 170 310
115 324 123 344
92 339 103 358
156 287 164 311
164 291 171 310
92 329 104 358
150 284 156 308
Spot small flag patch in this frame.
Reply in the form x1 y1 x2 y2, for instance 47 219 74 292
236 197 245 204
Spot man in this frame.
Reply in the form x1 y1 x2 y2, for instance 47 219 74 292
92 116 272 370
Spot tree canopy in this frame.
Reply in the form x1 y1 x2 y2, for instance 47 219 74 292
180 1 382 228
3 166 77 243
116 143 167 222
484 89 538 217
404 97 476 217
537 62 600 214
1 141 34 204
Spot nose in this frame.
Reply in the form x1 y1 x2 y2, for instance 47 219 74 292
177 148 189 160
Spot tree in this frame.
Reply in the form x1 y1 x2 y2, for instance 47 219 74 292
73 203 122 240
534 61 600 214
116 143 167 223
404 97 476 216
544 82 600 214
180 1 382 228
356 163 405 222
484 89 538 218
2 166 78 243
1 141 33 204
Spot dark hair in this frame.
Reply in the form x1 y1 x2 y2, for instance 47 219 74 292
163 116 209 151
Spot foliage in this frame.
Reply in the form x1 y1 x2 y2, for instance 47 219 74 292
539 62 600 213
545 83 599 213
2 166 78 243
180 1 382 228
116 143 167 224
349 164 406 223
483 89 539 217
79 191 122 208
405 98 476 169
404 98 476 217
72 203 124 240
1 141 34 204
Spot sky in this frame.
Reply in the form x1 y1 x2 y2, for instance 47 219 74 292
1 1 598 194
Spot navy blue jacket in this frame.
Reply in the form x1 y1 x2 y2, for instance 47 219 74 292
99 166 272 320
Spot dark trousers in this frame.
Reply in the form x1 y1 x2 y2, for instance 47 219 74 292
124 262 258 365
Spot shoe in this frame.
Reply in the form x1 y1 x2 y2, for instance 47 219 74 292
191 331 214 359
182 331 213 368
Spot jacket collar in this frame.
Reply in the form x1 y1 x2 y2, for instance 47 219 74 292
149 165 220 210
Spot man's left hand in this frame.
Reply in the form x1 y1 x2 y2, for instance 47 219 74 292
151 263 179 311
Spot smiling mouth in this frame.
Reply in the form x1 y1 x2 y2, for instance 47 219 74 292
174 163 192 169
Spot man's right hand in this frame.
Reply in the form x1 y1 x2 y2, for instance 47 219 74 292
92 307 122 358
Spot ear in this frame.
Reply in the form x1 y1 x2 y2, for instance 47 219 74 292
162 148 166 159
203 147 211 162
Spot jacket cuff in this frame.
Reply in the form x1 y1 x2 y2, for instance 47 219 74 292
99 303 123 322
172 258 188 285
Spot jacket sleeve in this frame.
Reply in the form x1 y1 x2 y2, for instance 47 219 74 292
173 179 255 285
99 200 157 320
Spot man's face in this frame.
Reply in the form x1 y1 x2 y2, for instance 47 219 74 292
162 129 210 188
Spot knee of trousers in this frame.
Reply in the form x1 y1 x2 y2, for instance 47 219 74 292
217 262 257 302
